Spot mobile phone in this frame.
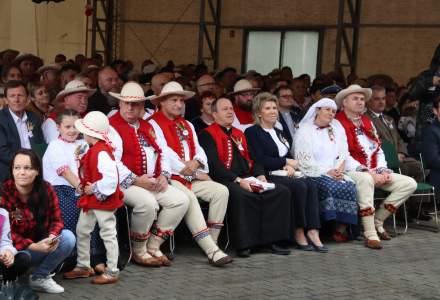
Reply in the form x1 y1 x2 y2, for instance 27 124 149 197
50 235 62 244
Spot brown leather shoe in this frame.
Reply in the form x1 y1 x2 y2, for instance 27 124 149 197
93 263 106 275
132 254 162 267
364 239 383 249
155 255 172 267
208 253 233 267
377 231 392 241
63 267 95 279
91 273 118 285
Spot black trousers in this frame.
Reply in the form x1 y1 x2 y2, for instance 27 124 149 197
270 176 321 232
1 252 31 282
224 182 291 250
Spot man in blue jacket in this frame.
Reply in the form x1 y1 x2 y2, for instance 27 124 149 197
0 80 46 182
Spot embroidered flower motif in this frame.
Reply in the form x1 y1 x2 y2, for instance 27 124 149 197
176 122 189 138
26 121 34 138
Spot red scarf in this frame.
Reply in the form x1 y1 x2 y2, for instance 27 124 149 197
109 111 162 177
204 123 253 171
233 104 253 124
150 111 196 187
336 111 381 169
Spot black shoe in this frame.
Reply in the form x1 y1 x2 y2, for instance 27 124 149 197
269 244 291 255
306 237 328 253
236 248 251 258
296 243 314 251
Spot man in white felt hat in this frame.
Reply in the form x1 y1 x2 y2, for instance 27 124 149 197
149 81 233 266
335 84 417 249
42 79 95 143
228 79 260 132
108 81 190 267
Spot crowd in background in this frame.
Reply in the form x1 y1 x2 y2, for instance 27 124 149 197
0 43 439 294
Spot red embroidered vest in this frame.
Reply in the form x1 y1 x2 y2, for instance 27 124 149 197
233 105 253 124
336 111 381 169
150 111 196 187
109 111 162 177
78 141 124 211
204 123 253 171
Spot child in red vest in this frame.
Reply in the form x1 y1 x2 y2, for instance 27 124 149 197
63 111 123 284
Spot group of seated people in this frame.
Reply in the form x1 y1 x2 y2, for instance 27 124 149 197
0 50 438 295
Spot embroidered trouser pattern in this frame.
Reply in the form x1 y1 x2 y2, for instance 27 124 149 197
122 185 189 239
170 180 228 253
348 171 417 238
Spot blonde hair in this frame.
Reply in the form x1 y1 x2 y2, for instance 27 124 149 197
252 92 279 125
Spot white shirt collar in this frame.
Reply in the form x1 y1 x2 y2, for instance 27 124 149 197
9 109 27 123
369 110 382 118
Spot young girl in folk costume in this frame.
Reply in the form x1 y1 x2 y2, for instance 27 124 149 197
43 109 86 236
63 111 123 284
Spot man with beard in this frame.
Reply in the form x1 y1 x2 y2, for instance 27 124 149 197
87 66 120 114
229 79 260 132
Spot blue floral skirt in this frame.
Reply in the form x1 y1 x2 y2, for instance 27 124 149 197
310 175 358 225
53 185 103 256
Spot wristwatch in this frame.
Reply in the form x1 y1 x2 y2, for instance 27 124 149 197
235 177 242 184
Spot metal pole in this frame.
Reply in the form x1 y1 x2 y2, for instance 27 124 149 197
213 0 222 70
351 0 362 73
91 0 98 57
105 0 114 64
334 0 345 71
197 0 206 65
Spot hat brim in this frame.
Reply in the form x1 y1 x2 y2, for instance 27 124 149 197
55 87 96 103
13 54 43 67
227 87 260 96
109 92 148 102
37 65 60 74
74 119 116 141
75 119 104 141
335 87 372 107
149 90 195 102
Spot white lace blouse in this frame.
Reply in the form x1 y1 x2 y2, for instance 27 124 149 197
294 120 360 177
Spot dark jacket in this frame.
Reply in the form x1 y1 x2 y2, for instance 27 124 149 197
365 110 408 155
278 110 301 146
0 108 46 182
244 125 291 176
409 43 440 149
87 89 116 115
421 119 440 191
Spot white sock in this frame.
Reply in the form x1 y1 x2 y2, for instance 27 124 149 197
374 207 392 233
147 235 165 257
362 215 379 241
